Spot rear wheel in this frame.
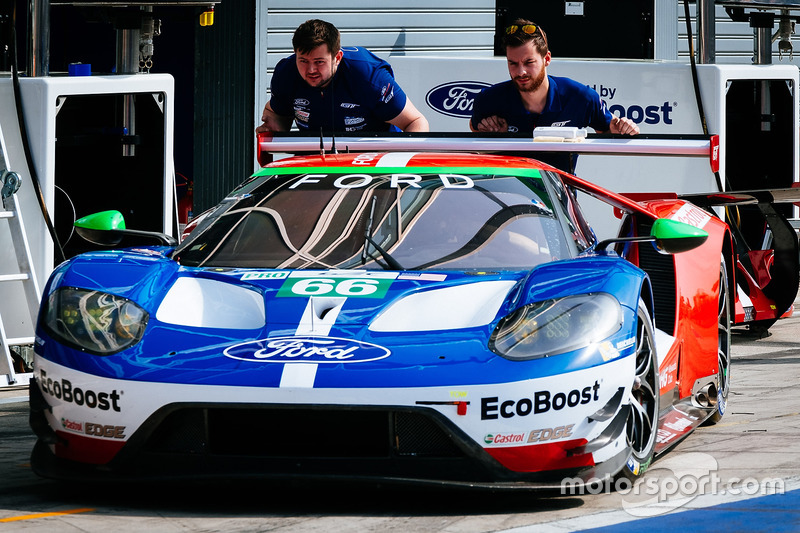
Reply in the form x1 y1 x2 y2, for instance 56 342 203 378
707 257 732 424
620 299 659 480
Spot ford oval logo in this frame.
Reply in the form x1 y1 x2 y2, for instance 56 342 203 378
223 336 391 364
425 81 491 118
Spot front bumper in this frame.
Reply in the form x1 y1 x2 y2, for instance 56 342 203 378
31 398 631 489
29 354 634 488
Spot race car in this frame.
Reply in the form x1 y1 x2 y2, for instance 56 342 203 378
29 148 733 488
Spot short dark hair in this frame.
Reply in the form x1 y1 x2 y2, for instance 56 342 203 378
502 18 548 56
292 19 341 56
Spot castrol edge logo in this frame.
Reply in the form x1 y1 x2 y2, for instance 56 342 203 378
223 336 391 364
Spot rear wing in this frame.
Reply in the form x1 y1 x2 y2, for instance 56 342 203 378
256 131 721 173
257 131 722 221
679 186 800 208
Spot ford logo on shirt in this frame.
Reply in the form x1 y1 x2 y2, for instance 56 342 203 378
224 336 391 363
425 81 491 118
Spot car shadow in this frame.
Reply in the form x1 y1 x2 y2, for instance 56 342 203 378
34 478 586 517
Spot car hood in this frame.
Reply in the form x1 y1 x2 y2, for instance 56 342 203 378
40 248 638 388
51 249 528 328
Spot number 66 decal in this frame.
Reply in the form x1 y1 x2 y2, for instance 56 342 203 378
278 277 392 298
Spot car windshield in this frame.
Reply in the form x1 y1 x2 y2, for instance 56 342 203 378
173 169 579 270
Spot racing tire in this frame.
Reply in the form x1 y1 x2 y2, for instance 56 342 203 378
706 256 732 424
620 299 659 480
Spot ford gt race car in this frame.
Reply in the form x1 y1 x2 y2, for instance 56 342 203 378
29 148 736 488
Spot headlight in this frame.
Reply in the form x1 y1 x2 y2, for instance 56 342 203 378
43 287 149 355
489 293 622 360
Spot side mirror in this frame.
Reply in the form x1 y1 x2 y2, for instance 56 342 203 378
650 218 708 254
595 218 708 254
75 210 177 247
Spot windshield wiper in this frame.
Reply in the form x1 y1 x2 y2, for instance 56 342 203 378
362 196 404 271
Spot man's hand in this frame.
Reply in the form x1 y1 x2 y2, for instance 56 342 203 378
470 115 508 133
609 116 640 135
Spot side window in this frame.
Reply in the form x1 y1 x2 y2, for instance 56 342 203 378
542 170 595 251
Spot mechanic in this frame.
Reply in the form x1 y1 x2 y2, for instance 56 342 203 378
470 18 639 171
256 19 429 134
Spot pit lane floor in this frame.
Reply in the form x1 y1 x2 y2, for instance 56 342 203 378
1 295 799 532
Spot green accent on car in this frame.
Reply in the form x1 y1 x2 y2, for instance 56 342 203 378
253 166 543 178
651 218 707 240
277 276 394 299
651 218 709 254
74 210 127 231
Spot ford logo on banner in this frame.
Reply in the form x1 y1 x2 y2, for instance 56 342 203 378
425 81 491 118
223 336 391 364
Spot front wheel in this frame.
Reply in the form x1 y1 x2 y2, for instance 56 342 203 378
706 257 732 424
620 299 659 480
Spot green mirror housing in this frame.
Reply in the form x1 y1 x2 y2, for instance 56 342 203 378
74 210 127 246
74 210 177 247
75 210 127 231
650 218 709 254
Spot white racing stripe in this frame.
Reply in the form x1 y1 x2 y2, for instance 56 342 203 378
375 152 419 167
279 363 322 388
278 296 347 388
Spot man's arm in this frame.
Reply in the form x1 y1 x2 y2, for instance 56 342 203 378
606 116 640 135
584 81 639 136
470 115 508 132
255 101 294 134
388 99 429 132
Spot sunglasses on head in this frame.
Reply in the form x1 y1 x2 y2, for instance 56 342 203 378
505 24 538 35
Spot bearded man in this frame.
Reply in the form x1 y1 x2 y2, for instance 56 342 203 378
470 19 638 137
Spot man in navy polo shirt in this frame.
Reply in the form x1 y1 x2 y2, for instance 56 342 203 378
470 19 638 170
257 19 429 134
